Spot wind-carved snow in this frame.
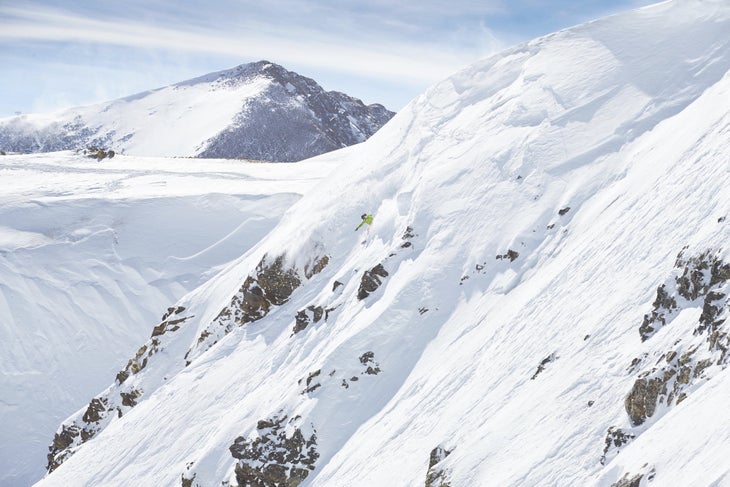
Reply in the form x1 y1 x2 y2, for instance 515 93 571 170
0 151 341 486
27 0 730 486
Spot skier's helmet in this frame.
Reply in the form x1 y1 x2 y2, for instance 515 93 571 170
361 213 367 220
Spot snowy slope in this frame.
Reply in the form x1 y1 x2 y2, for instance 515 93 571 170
0 151 342 486
35 0 730 486
0 61 394 162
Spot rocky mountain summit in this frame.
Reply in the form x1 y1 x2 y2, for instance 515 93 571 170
0 61 394 161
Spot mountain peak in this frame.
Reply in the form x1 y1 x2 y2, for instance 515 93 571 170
0 61 394 161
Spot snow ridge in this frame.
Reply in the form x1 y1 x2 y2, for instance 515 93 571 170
30 0 730 486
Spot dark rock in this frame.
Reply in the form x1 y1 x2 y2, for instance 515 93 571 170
640 249 729 340
294 310 310 334
116 369 130 384
357 263 389 300
558 206 571 216
47 424 82 473
50 424 79 454
293 305 325 334
80 146 115 160
359 351 375 365
151 314 192 337
120 389 142 407
311 306 324 323
181 473 195 487
82 397 108 423
627 248 730 426
359 351 382 375
194 253 329 357
673 249 729 301
601 427 635 465
332 280 343 292
426 445 453 487
256 256 302 306
625 375 666 425
611 473 643 487
230 413 319 487
640 284 677 341
496 249 519 262
301 369 322 394
698 291 726 332
161 306 183 321
531 353 557 380
304 255 329 280
628 356 643 373
401 226 416 248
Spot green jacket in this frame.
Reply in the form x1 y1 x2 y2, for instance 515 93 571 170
356 214 373 231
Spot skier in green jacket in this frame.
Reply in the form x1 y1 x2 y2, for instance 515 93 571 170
355 213 373 231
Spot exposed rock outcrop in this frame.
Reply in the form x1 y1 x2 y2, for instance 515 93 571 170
229 413 319 487
187 253 329 363
46 252 329 474
299 369 322 395
45 308 194 474
293 305 325 334
601 248 730 472
625 249 729 427
610 466 656 487
496 249 519 262
426 445 452 487
359 351 382 376
640 248 730 341
600 427 635 465
357 263 389 300
530 353 557 380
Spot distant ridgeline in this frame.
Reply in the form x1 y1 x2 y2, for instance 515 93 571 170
0 61 394 162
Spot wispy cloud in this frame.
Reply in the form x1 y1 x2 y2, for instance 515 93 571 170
0 2 500 84
0 0 658 116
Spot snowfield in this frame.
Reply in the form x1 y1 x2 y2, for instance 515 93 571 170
3 0 730 486
0 151 342 485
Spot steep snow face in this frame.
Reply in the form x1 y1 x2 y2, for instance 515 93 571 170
35 1 730 486
0 151 341 486
0 61 394 161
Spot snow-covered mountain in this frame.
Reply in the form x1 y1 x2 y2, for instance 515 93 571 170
0 150 344 486
0 61 394 162
16 0 730 485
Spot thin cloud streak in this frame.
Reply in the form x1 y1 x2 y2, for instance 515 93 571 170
0 4 498 86
0 0 658 117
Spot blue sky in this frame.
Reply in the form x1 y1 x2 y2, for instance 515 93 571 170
0 0 657 117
